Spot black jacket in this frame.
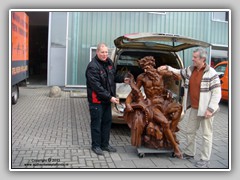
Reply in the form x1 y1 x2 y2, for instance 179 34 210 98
85 56 124 104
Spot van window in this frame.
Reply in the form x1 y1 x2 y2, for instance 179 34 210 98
215 64 227 76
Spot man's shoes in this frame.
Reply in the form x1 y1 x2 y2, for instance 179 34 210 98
92 147 104 156
195 159 210 168
182 153 194 160
101 145 117 152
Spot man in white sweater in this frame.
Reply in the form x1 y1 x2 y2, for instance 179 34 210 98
158 47 222 168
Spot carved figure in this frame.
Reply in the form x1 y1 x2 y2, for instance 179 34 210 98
124 56 183 158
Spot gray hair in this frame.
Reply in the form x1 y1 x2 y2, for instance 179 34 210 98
97 43 108 51
193 47 207 61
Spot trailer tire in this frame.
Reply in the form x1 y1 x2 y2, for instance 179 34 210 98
12 85 19 105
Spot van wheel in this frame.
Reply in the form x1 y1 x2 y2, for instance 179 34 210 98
12 85 19 105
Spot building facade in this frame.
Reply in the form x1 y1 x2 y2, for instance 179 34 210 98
47 10 230 87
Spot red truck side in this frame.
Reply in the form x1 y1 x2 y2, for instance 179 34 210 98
11 12 29 104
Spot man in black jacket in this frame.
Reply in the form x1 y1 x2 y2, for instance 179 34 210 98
85 43 126 155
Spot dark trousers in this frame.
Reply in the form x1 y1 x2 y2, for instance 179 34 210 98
89 102 112 148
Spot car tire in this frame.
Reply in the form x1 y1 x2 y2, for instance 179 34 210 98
12 85 19 105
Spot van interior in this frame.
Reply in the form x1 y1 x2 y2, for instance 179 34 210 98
115 50 183 102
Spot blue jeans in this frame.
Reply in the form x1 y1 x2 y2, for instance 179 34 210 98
89 103 112 148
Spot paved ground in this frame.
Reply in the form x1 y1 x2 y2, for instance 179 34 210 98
11 86 230 170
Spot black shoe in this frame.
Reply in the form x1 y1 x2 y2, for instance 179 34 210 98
182 153 194 160
101 145 117 152
92 147 104 155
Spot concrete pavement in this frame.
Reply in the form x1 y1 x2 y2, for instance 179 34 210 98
11 86 230 170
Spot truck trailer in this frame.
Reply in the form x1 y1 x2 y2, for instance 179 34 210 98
11 12 29 104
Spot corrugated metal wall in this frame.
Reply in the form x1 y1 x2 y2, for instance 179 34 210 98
65 11 228 86
211 21 229 45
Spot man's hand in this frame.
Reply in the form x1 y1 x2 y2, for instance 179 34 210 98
205 109 213 119
157 65 168 72
110 97 119 104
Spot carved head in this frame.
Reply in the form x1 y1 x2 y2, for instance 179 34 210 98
137 56 156 70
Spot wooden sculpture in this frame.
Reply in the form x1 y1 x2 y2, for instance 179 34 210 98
123 56 183 158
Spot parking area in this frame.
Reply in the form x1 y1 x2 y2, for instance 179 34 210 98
11 86 229 170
